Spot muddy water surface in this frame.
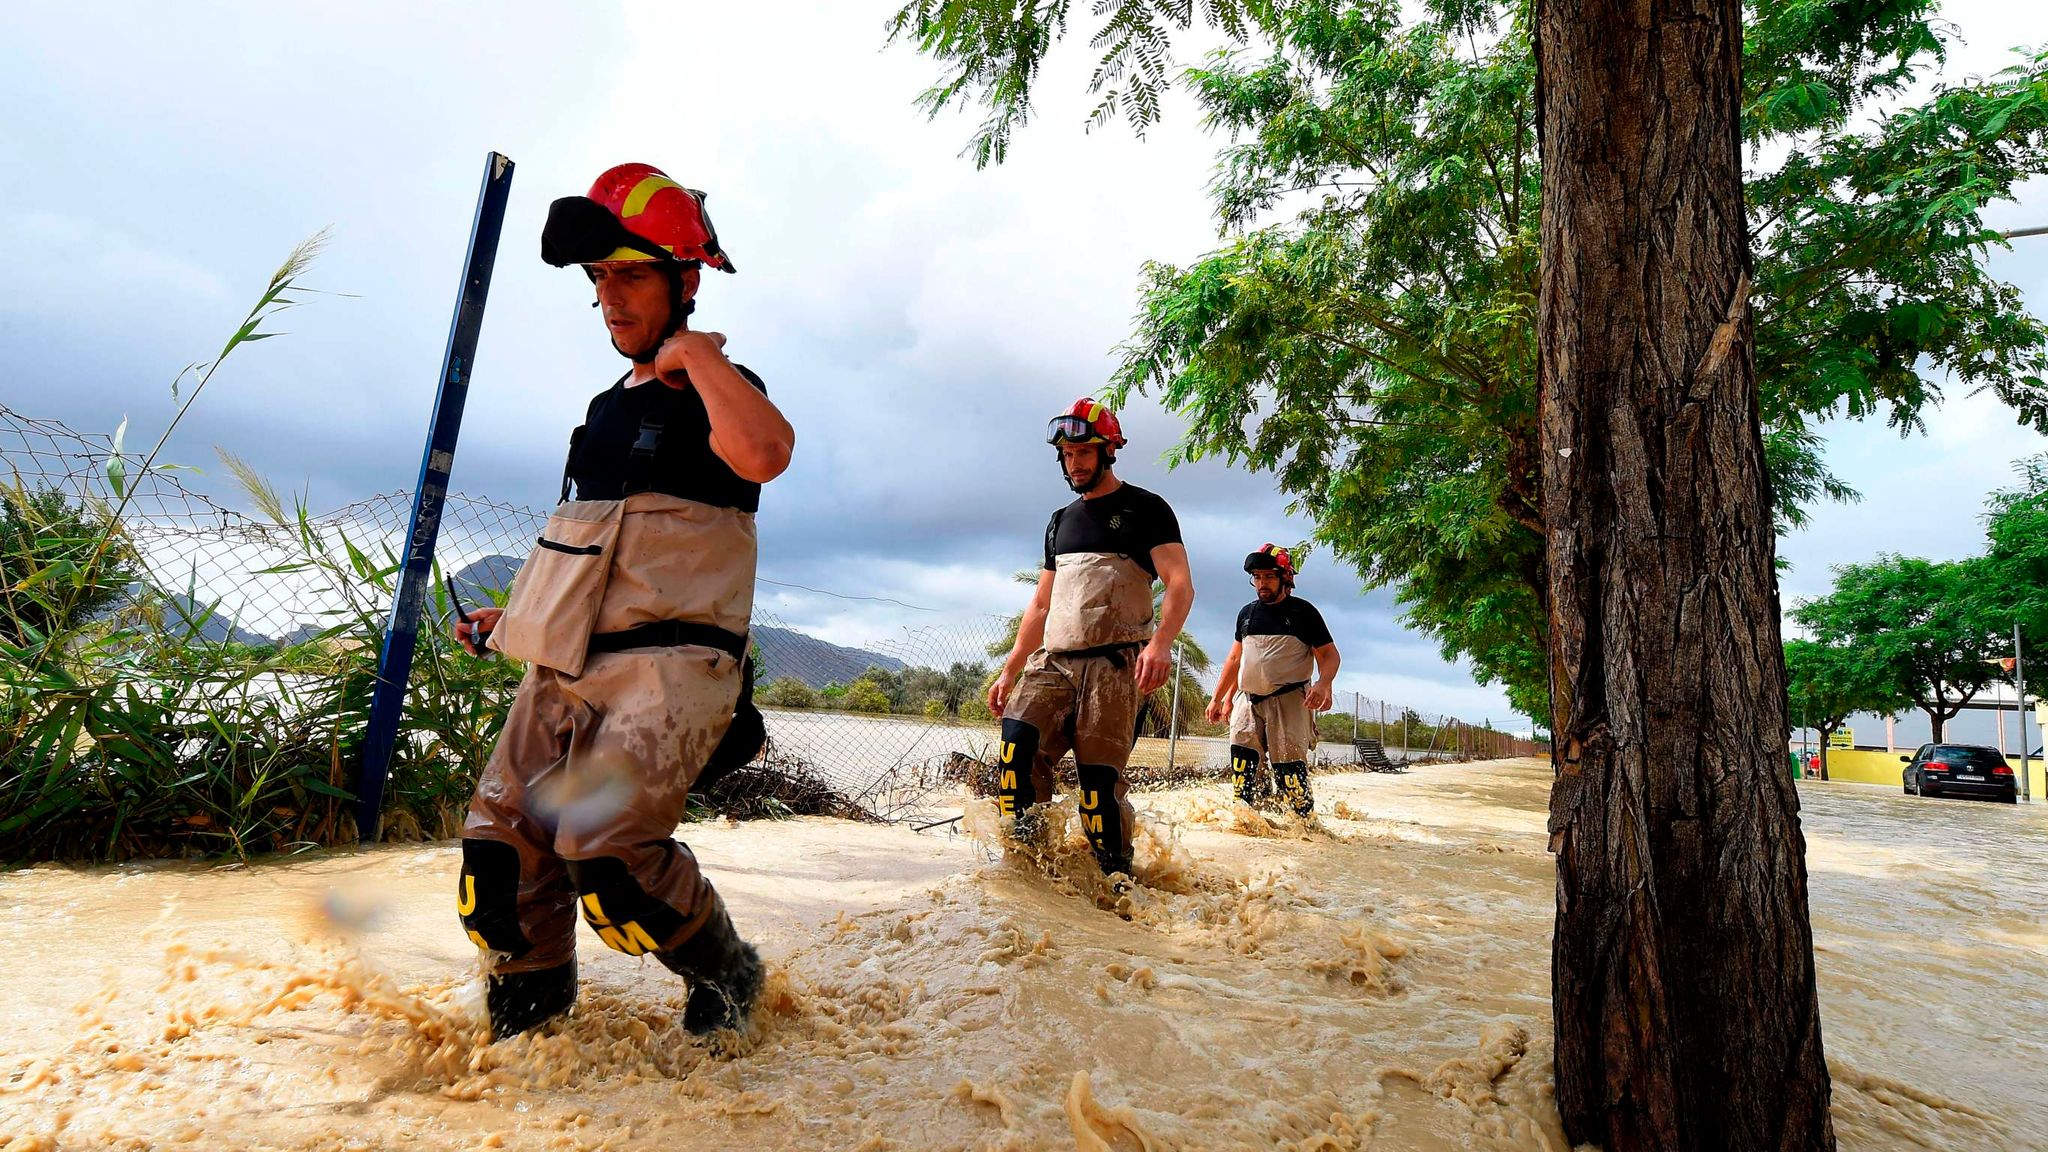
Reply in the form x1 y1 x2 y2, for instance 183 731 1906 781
2 761 2042 1150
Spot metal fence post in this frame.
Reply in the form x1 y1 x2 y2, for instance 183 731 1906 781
1165 639 1184 773
357 152 515 841
2018 623 2034 803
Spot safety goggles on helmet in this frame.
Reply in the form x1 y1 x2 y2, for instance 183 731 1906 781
542 195 676 267
1046 415 1102 444
1046 397 1128 448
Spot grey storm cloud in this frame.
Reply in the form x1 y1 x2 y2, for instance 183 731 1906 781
8 1 2041 725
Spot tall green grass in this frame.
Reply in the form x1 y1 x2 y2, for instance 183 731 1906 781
0 240 523 862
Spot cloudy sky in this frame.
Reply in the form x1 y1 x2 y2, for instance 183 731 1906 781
3 1 2044 726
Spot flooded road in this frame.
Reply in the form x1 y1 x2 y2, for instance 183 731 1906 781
2 760 2042 1150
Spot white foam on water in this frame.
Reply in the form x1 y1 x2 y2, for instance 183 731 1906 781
2 761 2042 1150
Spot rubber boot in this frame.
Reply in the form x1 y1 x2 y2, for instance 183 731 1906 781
1274 761 1314 818
997 718 1043 848
486 958 577 1040
1092 844 1134 880
1077 764 1132 879
1230 745 1262 806
657 903 764 1035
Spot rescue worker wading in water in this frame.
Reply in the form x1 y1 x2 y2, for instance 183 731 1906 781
450 163 794 1039
1204 545 1340 817
988 399 1194 882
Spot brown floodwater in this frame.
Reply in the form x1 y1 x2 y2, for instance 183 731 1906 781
2 760 2042 1150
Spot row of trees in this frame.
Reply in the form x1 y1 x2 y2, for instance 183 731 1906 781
756 661 993 719
887 0 2048 1145
1788 457 2048 772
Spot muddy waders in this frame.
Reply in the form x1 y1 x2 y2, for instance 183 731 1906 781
1229 634 1320 818
460 491 764 1037
1001 549 1157 877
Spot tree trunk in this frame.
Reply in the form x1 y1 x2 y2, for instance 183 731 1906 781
1928 708 1945 743
1534 0 1836 1148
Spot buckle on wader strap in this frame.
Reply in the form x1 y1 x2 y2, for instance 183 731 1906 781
587 619 750 660
1249 680 1309 705
1056 641 1143 669
622 417 664 496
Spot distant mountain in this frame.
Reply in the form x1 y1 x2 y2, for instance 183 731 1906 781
754 624 903 689
157 589 273 646
432 555 903 686
448 554 520 605
275 622 333 648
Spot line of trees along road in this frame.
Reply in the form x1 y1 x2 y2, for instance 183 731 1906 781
883 0 2048 1146
1791 457 2048 774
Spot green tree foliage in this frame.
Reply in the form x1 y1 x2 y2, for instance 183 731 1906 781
1783 638 1896 778
1792 556 2004 742
939 661 988 714
1983 454 2048 633
0 486 139 649
891 0 2048 715
757 676 819 708
843 678 895 714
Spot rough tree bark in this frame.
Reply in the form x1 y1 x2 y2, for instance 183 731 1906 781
1534 0 1836 1149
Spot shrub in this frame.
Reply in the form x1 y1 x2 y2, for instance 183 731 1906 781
757 676 817 709
843 679 893 713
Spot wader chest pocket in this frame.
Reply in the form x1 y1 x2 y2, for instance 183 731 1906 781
489 499 623 677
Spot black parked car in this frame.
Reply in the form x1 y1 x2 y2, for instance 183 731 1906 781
1900 744 2019 802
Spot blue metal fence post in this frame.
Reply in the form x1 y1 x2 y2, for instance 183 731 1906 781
357 152 515 841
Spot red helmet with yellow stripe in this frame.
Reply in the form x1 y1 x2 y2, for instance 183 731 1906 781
1244 543 1296 587
542 162 736 273
1046 398 1128 448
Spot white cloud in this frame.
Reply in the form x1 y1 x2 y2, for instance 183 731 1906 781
7 0 2046 727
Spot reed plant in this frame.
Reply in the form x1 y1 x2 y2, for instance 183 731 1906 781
0 239 522 862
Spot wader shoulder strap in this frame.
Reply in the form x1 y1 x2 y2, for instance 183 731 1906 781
560 425 585 503
623 417 664 495
1250 680 1310 705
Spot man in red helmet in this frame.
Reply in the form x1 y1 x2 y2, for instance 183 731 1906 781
448 163 794 1040
987 399 1195 883
1204 545 1340 817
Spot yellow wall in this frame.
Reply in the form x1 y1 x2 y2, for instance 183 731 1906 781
1813 747 2047 795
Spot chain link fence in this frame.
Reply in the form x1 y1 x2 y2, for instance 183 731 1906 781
5 404 1545 839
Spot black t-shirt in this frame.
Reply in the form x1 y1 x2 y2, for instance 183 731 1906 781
1042 483 1182 577
565 366 767 510
1236 595 1333 649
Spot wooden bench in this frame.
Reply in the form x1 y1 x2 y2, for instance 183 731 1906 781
1352 737 1407 773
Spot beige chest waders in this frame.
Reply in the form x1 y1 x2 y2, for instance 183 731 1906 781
1000 551 1154 876
459 491 759 1034
1229 630 1318 815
